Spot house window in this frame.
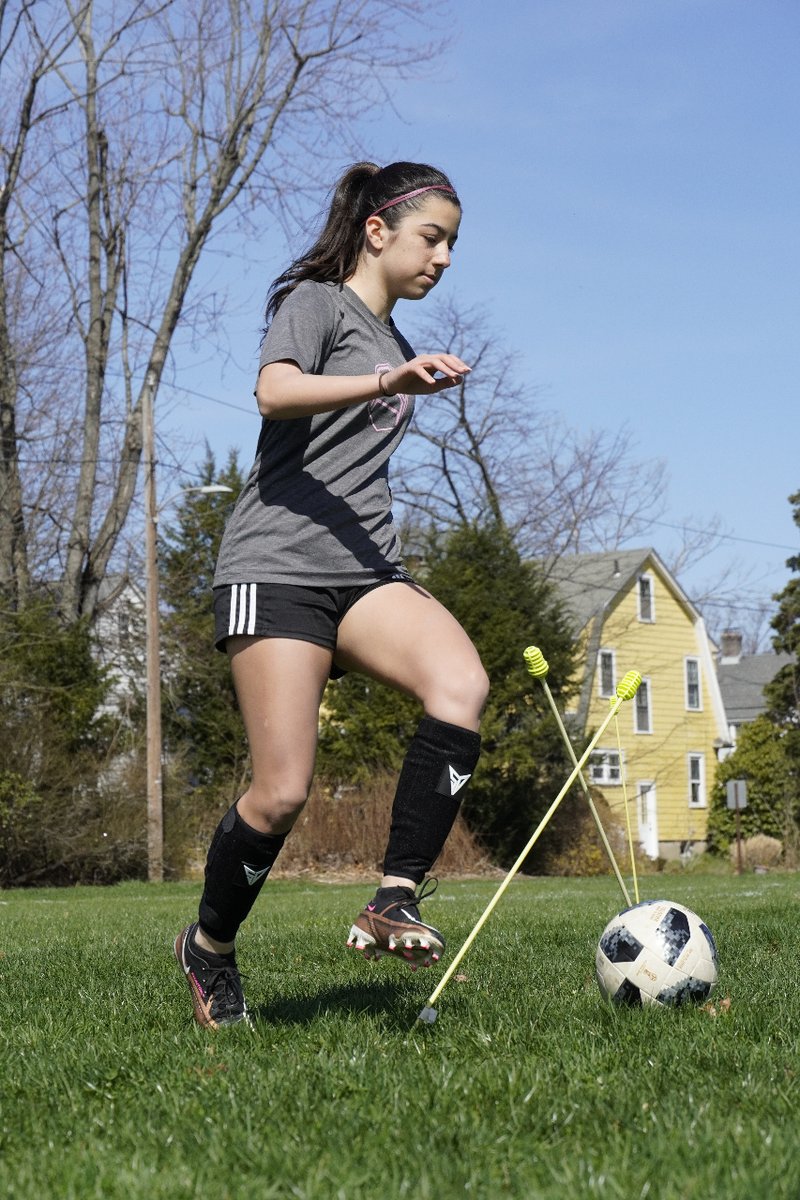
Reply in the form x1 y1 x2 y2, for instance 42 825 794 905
685 657 701 710
634 679 652 733
688 754 706 807
589 750 623 786
597 649 616 697
637 574 654 622
117 610 131 646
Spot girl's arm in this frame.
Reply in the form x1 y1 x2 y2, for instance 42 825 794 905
257 355 471 419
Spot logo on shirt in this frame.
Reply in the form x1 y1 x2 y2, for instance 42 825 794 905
369 363 409 432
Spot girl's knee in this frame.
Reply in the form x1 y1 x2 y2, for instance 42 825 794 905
238 785 309 835
425 662 490 729
461 663 490 717
474 663 491 709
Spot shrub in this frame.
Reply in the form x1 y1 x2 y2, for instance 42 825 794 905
729 834 783 871
0 772 43 886
167 772 495 882
536 790 649 879
708 716 798 853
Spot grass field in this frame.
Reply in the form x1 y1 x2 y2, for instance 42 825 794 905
1 871 798 1199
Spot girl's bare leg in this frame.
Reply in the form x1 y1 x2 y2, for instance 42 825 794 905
335 581 488 730
194 635 332 954
336 582 489 891
228 635 332 832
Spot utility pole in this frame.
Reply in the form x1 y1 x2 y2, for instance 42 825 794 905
726 779 748 876
142 369 163 883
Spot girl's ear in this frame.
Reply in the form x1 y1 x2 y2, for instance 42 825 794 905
364 214 388 250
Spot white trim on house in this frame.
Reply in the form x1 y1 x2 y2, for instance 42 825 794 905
694 617 731 748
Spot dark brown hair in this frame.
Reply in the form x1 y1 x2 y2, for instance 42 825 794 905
264 161 459 324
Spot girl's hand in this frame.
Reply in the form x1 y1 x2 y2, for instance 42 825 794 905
381 354 471 396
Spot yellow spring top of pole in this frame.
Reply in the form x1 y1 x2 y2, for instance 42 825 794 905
523 645 549 678
526 647 640 703
614 671 642 702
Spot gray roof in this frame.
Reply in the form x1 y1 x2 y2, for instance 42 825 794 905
544 546 697 634
717 653 794 725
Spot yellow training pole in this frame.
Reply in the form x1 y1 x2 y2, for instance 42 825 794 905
523 646 631 907
418 668 642 1024
613 710 641 904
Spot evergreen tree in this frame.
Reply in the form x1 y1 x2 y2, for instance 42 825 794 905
0 597 114 883
159 449 248 805
317 521 579 864
0 601 110 756
764 489 800 775
706 716 796 854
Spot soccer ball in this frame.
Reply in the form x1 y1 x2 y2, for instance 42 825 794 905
595 899 718 1007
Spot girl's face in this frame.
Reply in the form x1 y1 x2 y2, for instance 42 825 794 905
369 195 461 301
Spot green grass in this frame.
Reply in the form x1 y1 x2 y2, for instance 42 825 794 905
1 873 799 1199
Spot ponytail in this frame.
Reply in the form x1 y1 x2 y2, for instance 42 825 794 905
265 161 459 324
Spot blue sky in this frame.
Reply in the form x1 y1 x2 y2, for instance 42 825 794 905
161 0 799 641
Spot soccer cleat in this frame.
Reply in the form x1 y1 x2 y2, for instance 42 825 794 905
347 879 445 970
174 923 252 1030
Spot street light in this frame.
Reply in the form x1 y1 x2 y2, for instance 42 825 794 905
143 471 233 883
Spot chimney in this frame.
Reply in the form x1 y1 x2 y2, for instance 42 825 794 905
720 629 743 664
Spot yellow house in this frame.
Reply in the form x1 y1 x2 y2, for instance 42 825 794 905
551 548 730 860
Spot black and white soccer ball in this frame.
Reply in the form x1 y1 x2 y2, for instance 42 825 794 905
596 899 718 1007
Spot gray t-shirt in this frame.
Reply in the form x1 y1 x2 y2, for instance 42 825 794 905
214 281 416 587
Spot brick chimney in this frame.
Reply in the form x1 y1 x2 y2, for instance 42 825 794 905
720 629 743 664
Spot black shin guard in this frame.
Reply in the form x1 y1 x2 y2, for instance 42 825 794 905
382 716 482 885
198 803 286 942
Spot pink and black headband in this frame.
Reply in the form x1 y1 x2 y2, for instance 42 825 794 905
369 185 457 218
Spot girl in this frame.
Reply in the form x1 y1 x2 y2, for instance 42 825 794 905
175 161 489 1028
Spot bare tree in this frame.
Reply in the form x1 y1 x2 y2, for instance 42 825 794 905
0 0 442 621
394 298 779 646
649 516 777 650
394 297 669 562
0 1 87 602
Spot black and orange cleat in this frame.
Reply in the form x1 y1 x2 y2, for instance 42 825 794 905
347 880 444 971
174 923 252 1029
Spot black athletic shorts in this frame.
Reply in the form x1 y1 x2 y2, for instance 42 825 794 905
212 573 414 658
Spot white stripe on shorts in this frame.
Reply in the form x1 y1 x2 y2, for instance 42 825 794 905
226 583 259 639
228 584 239 637
236 583 248 635
247 583 257 635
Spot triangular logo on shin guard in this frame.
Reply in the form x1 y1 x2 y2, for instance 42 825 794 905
437 764 472 797
243 863 271 887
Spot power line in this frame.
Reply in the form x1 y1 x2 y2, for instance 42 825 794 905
155 391 797 561
646 518 798 554
158 379 258 417
690 598 779 615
